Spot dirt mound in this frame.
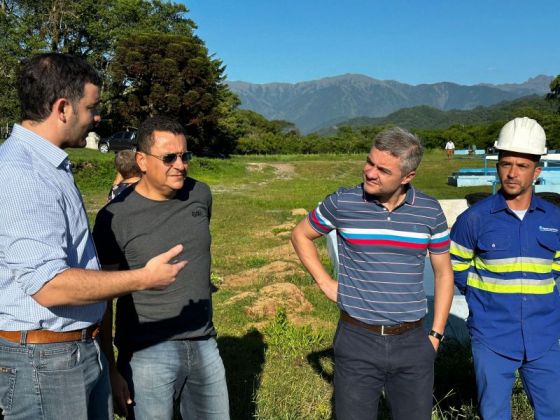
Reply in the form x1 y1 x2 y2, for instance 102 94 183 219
270 163 295 178
245 282 313 318
225 260 303 287
246 163 295 179
223 291 257 306
291 208 308 216
271 222 295 231
246 163 267 172
254 222 296 240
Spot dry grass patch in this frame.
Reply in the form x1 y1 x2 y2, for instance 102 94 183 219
222 291 257 306
291 208 308 216
245 282 314 319
224 260 304 287
246 162 295 179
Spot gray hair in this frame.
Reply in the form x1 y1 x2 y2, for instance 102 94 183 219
373 127 424 175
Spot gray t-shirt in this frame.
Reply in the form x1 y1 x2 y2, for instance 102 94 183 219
93 177 215 351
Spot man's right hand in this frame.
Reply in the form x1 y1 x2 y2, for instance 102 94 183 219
291 218 339 303
142 244 188 289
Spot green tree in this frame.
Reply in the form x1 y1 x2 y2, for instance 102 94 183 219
0 0 194 68
0 0 234 143
105 32 234 154
547 75 560 112
0 4 20 129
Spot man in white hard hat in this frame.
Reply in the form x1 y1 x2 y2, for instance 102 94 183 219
450 117 560 419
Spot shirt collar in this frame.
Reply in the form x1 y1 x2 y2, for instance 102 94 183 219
11 124 69 170
362 183 415 206
490 189 543 213
403 184 415 205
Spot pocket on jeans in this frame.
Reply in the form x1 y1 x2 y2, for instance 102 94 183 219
424 334 438 359
37 364 89 419
0 366 17 414
38 342 80 371
332 321 344 355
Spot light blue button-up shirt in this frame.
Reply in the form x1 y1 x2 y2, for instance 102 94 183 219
0 124 105 331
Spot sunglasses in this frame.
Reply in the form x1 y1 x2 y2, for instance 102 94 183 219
143 151 193 165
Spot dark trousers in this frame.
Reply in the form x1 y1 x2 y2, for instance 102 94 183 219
334 320 436 420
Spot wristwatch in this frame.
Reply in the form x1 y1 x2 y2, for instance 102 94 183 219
428 330 444 342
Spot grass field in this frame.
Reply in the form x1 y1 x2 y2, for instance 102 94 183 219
69 149 533 419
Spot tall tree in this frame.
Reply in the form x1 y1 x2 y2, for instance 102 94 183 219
0 3 21 129
106 32 235 153
0 0 238 147
0 0 195 67
547 75 560 112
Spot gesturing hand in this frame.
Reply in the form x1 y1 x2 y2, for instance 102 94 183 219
143 244 188 290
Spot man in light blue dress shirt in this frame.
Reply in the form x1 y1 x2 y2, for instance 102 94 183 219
0 53 187 419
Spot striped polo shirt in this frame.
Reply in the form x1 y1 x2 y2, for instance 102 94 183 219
308 184 450 325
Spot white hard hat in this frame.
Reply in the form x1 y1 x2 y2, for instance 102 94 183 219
494 117 546 155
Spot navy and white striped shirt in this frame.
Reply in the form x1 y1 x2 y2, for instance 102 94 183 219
0 124 104 331
309 184 450 325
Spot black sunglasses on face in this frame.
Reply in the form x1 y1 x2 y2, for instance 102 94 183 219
143 151 193 165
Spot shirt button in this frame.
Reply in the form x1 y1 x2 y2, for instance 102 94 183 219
523 297 527 301
522 273 527 277
387 217 391 221
491 244 495 248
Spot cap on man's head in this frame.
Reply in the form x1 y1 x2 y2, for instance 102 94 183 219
494 117 546 156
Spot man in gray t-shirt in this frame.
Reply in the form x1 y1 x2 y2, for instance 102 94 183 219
93 116 229 420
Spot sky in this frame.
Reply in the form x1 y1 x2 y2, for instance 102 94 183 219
182 0 559 86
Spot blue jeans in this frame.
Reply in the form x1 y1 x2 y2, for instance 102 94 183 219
334 320 436 420
472 337 560 420
118 337 229 420
0 336 111 419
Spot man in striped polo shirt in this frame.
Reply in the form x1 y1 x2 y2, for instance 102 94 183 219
292 127 454 420
450 118 560 420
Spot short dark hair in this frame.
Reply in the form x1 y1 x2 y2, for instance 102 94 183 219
17 53 101 122
137 116 186 153
497 150 541 165
373 127 424 175
115 150 142 179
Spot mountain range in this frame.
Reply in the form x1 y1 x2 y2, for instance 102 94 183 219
227 74 553 134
